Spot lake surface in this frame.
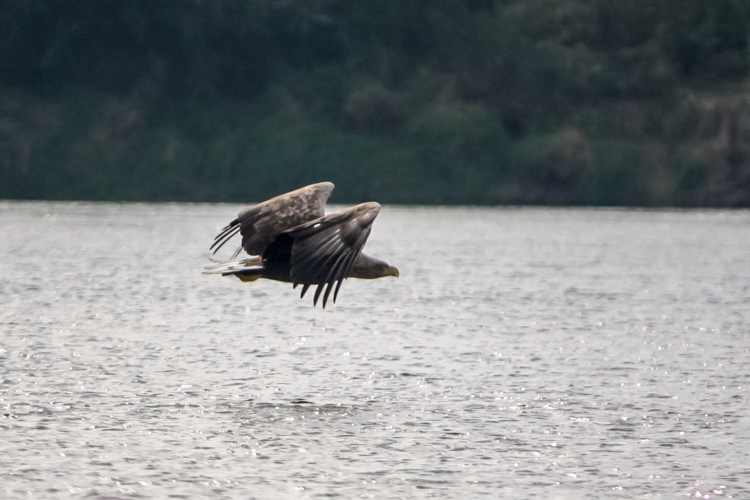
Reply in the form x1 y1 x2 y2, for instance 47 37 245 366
1 201 748 499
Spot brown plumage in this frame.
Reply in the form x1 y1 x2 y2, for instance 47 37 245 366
205 182 399 308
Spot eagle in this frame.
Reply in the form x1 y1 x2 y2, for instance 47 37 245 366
205 182 399 308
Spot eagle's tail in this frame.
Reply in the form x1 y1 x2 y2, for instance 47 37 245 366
203 257 265 282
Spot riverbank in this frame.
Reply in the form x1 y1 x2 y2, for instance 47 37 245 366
2 85 749 206
1 1 749 206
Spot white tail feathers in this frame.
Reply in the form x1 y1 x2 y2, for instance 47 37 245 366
203 257 263 276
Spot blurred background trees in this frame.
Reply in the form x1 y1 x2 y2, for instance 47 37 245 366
1 0 749 205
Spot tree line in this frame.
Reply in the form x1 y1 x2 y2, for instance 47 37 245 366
1 0 749 205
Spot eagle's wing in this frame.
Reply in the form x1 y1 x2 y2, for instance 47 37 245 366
279 201 381 308
210 182 334 258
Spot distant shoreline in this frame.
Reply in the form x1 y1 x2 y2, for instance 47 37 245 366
2 1 749 207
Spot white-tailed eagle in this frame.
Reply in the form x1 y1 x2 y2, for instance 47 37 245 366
205 182 399 307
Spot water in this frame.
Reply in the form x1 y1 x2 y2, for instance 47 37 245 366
1 201 748 499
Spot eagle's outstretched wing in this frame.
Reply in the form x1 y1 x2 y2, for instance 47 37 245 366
210 182 334 258
265 202 381 307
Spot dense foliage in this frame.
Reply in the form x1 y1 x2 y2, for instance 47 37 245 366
2 0 750 205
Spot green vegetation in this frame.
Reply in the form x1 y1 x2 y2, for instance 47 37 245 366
1 0 750 205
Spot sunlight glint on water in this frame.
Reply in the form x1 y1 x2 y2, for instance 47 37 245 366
0 201 748 499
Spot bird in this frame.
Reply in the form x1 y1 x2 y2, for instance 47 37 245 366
204 182 399 308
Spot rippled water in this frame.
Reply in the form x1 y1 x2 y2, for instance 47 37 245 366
1 201 749 499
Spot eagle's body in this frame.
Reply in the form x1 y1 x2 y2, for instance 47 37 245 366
205 182 398 307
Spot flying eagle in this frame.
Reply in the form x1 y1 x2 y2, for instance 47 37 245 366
205 182 399 307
